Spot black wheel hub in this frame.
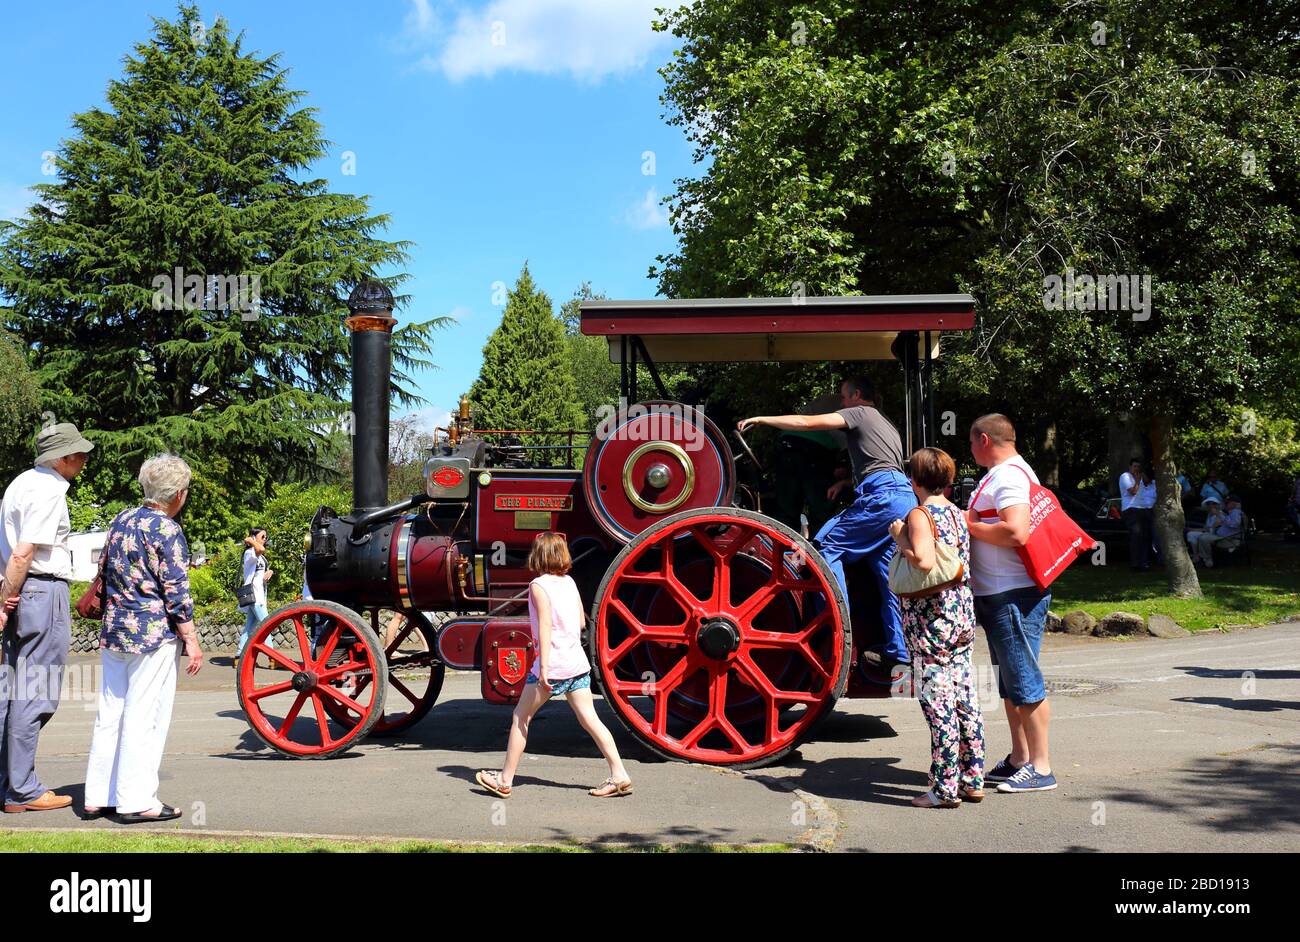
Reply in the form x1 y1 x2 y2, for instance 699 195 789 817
696 616 741 660
290 670 317 693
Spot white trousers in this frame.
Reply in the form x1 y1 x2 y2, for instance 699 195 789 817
84 640 181 814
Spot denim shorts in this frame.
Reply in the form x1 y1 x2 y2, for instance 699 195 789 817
974 587 1051 705
527 671 591 699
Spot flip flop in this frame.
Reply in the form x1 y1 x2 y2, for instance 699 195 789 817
589 778 633 798
116 804 181 824
910 789 961 809
81 805 116 820
475 770 512 798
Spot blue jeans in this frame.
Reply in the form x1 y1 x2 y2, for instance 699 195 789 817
238 602 270 656
814 469 917 662
974 587 1051 705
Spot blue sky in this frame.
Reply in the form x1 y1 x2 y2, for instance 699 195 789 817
0 0 692 429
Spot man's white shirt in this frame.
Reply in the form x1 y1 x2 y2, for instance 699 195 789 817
0 466 74 580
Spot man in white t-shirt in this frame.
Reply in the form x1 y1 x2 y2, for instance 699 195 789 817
965 414 1056 794
1118 458 1155 571
0 422 95 813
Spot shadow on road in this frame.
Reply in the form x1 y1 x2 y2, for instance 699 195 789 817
1172 697 1299 712
1175 666 1300 680
1105 744 1300 833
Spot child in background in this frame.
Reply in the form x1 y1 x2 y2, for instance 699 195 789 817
476 532 633 799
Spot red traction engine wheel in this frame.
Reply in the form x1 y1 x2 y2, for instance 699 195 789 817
590 507 851 768
238 600 389 758
319 608 445 737
584 400 735 542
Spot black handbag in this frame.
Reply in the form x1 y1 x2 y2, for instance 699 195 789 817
235 581 257 608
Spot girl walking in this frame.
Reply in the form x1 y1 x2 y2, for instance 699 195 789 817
476 532 632 799
889 447 985 809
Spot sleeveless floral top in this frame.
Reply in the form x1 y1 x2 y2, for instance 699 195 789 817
899 502 976 664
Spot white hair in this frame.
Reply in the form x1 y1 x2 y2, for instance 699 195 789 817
138 453 193 505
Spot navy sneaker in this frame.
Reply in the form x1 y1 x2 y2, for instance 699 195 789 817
985 754 1022 783
996 763 1058 793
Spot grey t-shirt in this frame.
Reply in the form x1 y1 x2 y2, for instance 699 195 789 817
837 406 904 483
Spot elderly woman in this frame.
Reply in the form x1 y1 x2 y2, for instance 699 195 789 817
83 454 203 823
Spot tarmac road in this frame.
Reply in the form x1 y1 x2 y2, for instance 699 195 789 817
4 623 1298 851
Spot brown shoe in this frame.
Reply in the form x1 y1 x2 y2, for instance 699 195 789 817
961 787 986 803
4 790 74 813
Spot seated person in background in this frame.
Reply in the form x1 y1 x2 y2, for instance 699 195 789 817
1176 472 1192 503
1189 495 1245 568
1200 470 1229 506
1186 497 1223 561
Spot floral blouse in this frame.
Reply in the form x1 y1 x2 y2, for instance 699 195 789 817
100 505 194 654
899 503 977 665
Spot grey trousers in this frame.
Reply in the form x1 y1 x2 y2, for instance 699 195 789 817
0 577 70 804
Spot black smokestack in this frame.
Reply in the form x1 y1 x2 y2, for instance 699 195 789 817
345 280 396 513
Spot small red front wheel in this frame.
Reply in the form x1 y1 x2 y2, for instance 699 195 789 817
238 600 388 759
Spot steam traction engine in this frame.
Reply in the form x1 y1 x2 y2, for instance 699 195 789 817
237 282 975 767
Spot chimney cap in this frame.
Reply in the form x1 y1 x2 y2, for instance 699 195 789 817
346 279 395 315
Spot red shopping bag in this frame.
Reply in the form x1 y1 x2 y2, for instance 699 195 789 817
971 464 1097 591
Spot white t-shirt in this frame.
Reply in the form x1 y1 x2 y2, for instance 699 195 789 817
0 466 74 580
242 547 268 609
969 455 1039 597
1118 471 1141 511
1135 481 1157 509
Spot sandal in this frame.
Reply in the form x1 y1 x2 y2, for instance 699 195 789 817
475 770 512 798
116 804 181 824
961 786 985 803
910 789 961 809
589 777 633 798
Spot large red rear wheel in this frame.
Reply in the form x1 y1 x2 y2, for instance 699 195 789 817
590 507 850 768
238 600 388 758
319 608 445 736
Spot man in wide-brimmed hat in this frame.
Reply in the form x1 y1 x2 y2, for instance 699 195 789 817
0 422 94 813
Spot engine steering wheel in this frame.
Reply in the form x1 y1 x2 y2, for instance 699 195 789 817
732 428 764 473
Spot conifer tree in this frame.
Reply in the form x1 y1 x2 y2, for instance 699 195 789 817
0 4 444 542
470 265 586 466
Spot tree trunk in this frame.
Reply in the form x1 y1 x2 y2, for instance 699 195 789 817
1038 420 1060 488
1150 414 1201 598
1107 412 1146 496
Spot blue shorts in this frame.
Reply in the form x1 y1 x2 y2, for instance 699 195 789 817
527 671 591 699
974 587 1051 705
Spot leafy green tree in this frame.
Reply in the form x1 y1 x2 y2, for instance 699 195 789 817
560 283 619 427
653 0 1300 597
469 265 586 466
0 327 41 482
0 4 445 548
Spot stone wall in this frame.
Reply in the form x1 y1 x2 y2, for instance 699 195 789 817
69 606 295 654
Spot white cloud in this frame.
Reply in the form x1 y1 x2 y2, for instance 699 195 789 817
415 0 671 83
403 405 454 436
395 0 442 51
623 186 669 230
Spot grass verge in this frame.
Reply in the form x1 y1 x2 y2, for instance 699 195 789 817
0 829 791 854
1049 540 1300 631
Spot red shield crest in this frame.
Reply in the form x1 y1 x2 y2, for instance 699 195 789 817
496 647 529 686
432 466 465 488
